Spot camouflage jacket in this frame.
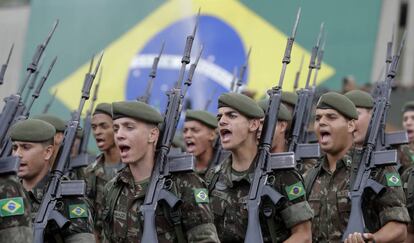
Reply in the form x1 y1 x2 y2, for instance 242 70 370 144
398 144 414 175
102 166 219 243
0 174 32 243
27 174 95 242
205 156 313 243
84 154 123 234
305 149 410 243
401 166 414 225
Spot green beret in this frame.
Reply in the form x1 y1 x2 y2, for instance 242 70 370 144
281 91 298 107
317 92 358 119
402 101 414 113
257 99 292 121
33 114 66 132
10 119 56 142
218 93 264 118
185 110 217 129
112 101 163 125
93 102 112 117
344 90 374 109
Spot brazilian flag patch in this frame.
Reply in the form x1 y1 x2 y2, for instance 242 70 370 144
0 197 24 217
385 173 402 187
69 204 88 218
285 182 305 201
193 188 209 204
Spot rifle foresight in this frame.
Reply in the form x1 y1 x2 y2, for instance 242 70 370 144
81 51 103 99
0 43 14 85
182 10 200 65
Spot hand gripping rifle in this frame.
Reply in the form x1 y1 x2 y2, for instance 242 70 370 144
0 21 58 146
42 89 58 114
0 57 58 158
244 9 301 243
342 32 407 241
138 42 165 103
140 11 201 242
287 26 324 169
33 52 103 243
0 43 14 85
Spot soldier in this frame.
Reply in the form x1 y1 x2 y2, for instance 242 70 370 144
84 102 122 241
0 174 33 243
398 101 414 242
304 92 409 243
10 119 95 242
344 90 374 149
33 114 66 166
206 93 313 242
183 110 217 176
102 101 219 242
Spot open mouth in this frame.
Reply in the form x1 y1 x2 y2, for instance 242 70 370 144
96 138 105 147
220 128 232 142
319 130 331 144
407 129 414 140
118 144 131 156
185 141 196 151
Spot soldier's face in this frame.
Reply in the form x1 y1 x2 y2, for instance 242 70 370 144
217 107 260 151
113 117 159 164
314 109 355 155
12 141 53 180
403 110 414 143
183 120 216 156
353 108 372 146
92 113 116 151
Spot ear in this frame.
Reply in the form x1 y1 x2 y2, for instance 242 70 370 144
348 119 356 133
148 127 160 144
207 129 217 142
278 121 288 134
44 145 54 161
248 118 261 132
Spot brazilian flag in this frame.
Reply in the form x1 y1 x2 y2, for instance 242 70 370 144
23 0 381 117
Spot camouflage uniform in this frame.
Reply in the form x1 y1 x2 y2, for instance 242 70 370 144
27 174 95 242
206 156 313 243
402 167 414 225
305 148 410 243
0 174 32 243
397 144 414 174
102 166 219 243
85 153 124 236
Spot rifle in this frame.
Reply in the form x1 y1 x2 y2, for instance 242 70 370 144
244 8 301 243
293 54 304 90
140 10 202 242
68 65 103 171
0 20 58 146
342 32 407 240
23 57 44 104
0 43 14 85
234 47 252 93
42 89 58 114
33 51 103 243
287 27 324 168
230 66 238 92
138 42 165 103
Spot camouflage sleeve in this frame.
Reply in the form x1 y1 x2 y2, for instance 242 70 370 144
58 196 95 241
0 175 33 243
401 167 414 225
373 166 410 226
174 173 220 243
272 169 313 228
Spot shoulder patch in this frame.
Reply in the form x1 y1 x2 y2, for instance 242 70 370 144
69 204 88 218
193 188 209 204
0 197 24 217
285 181 305 201
385 172 402 187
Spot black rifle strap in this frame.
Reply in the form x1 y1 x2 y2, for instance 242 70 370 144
164 178 186 243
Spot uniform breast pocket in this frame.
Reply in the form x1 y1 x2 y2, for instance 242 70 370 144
336 190 351 231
